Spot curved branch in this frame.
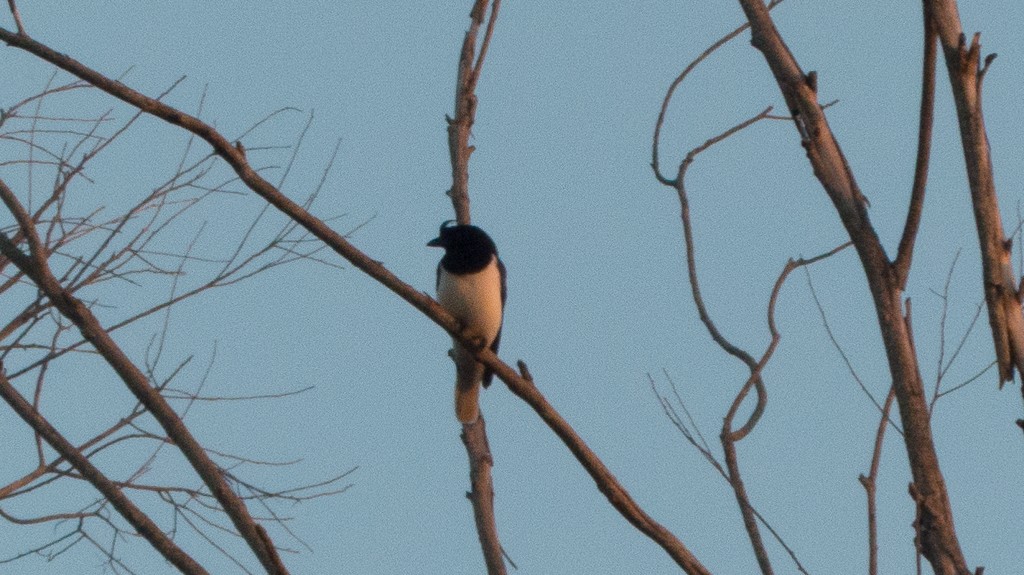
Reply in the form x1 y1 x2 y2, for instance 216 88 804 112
651 0 785 185
656 73 783 572
671 107 774 373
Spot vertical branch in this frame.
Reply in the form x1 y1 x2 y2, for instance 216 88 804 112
0 368 209 575
893 13 937 287
446 0 501 225
461 416 506 575
446 2 506 572
859 385 898 575
720 430 773 574
923 0 1024 388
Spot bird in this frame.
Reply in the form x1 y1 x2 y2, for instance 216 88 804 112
428 220 506 424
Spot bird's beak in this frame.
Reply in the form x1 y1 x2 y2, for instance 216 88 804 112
427 237 443 247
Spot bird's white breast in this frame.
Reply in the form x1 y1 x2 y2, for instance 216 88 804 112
437 256 503 344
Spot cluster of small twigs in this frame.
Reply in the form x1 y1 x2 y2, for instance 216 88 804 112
0 53 354 574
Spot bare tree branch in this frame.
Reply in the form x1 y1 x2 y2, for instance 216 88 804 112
923 0 1024 393
732 1 971 572
655 64 785 571
0 366 209 575
446 0 501 225
893 13 938 287
0 19 711 575
804 268 903 436
440 3 508 572
0 178 288 574
651 0 785 185
510 359 712 574
4 1 23 36
859 377 898 575
461 416 506 575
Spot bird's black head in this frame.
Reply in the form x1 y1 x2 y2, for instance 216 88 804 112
428 221 498 273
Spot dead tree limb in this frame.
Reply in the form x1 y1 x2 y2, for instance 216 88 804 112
732 1 971 572
0 367 209 575
922 0 1024 388
0 179 288 575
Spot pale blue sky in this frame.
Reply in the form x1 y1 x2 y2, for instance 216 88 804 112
2 2 1023 574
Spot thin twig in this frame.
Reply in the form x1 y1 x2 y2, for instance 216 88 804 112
804 268 904 436
893 14 937 287
651 0 785 185
0 367 209 574
6 0 26 35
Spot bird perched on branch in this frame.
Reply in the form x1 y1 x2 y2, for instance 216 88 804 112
428 221 506 424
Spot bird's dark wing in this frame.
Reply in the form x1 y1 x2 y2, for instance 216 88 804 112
482 326 501 388
482 327 501 388
482 257 507 388
498 257 507 305
435 261 442 291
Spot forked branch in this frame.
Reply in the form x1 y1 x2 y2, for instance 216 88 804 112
0 179 288 574
0 368 208 575
733 1 971 572
446 0 502 225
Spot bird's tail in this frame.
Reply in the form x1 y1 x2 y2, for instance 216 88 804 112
455 377 481 424
453 345 483 424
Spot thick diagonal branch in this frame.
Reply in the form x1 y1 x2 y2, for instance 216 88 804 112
0 24 711 575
